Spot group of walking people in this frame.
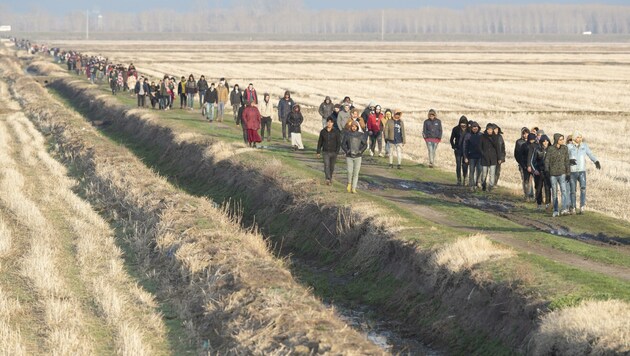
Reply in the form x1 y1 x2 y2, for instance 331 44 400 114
20 38 602 211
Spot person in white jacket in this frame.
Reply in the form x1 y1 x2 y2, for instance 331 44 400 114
259 93 274 147
567 131 601 214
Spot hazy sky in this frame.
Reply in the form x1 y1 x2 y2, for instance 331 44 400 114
2 0 629 13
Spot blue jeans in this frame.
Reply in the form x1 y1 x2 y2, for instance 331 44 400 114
198 90 206 107
570 171 587 209
205 103 215 121
425 141 439 165
217 102 225 121
468 158 482 187
454 150 468 182
187 93 195 108
346 157 362 189
550 174 569 213
481 165 496 190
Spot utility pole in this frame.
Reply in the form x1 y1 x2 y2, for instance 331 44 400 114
381 10 385 41
86 10 89 40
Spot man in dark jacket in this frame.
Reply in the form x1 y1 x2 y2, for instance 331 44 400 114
545 133 570 216
328 104 341 131
319 96 334 128
204 83 218 122
243 83 258 104
317 117 342 185
197 75 209 108
450 115 469 185
341 121 368 194
277 91 294 141
134 77 150 108
480 123 499 192
230 84 243 125
529 135 551 210
515 127 533 200
463 122 482 190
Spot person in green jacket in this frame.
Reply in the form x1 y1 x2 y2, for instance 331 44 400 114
544 133 570 217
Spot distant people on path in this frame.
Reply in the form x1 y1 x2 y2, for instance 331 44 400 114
287 104 304 150
344 108 366 132
186 74 198 110
515 127 534 201
342 121 368 194
463 122 482 191
480 124 500 192
217 78 229 122
381 109 392 156
134 77 149 108
529 134 552 211
243 83 258 104
317 117 342 185
319 96 334 128
277 91 294 141
450 115 469 185
177 76 187 109
259 93 274 147
336 103 351 133
385 109 405 169
423 109 442 168
231 84 243 124
204 83 218 122
567 131 600 214
545 134 570 217
494 125 506 185
197 75 208 108
367 105 384 157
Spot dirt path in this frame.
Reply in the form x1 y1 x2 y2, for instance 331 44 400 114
280 147 630 282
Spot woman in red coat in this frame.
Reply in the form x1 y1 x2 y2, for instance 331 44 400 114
241 101 262 147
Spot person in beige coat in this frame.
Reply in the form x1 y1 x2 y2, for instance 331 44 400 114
259 93 274 147
217 78 229 122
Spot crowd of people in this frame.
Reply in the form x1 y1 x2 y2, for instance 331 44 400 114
11 38 602 216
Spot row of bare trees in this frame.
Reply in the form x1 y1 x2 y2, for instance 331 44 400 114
1 3 629 35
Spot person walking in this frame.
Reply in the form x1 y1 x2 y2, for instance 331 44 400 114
336 103 351 133
529 135 552 210
494 124 506 185
567 131 601 214
259 93 274 146
177 76 187 109
318 96 334 128
197 75 208 108
344 108 366 132
231 84 243 124
480 124 500 192
463 122 483 191
217 78 229 122
287 104 304 150
186 74 197 110
423 109 442 168
134 77 149 108
381 109 392 157
515 127 534 200
204 83 218 122
366 105 384 157
544 134 571 217
450 115 469 185
242 101 262 148
328 104 341 131
243 83 258 104
317 117 342 185
341 121 368 194
384 109 405 169
277 91 294 141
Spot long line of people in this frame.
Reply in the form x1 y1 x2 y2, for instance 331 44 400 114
16 38 601 215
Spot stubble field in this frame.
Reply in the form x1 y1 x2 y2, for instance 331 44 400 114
48 40 630 220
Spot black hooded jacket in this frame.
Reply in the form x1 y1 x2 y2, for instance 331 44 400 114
450 116 469 152
481 133 500 166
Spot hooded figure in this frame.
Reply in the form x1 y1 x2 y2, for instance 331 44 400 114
319 96 334 128
278 91 295 141
287 104 304 150
423 108 442 167
242 101 262 147
450 115 470 185
341 120 368 194
545 133 570 216
230 84 243 124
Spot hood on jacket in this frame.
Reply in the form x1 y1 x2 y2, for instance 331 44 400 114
428 109 437 118
367 100 376 108
325 96 331 103
540 135 551 145
292 104 301 112
553 133 564 145
284 90 291 98
521 127 530 134
458 115 468 125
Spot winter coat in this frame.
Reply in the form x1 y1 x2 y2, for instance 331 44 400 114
277 98 294 122
317 128 341 154
341 130 368 158
423 118 443 141
545 140 570 176
480 133 499 166
242 106 261 130
344 118 366 132
243 88 258 104
567 142 598 172
186 80 198 94
197 79 209 92
259 100 274 118
287 109 303 134
134 81 149 95
526 142 540 170
450 116 469 152
530 144 547 173
367 112 384 133
384 119 405 144
217 84 229 103
496 134 506 162
230 89 242 106
463 132 482 160
318 97 334 119
205 88 218 104
177 80 186 95
336 110 350 131
514 138 528 168
328 111 340 130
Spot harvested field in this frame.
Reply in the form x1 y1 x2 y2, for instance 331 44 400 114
44 40 630 220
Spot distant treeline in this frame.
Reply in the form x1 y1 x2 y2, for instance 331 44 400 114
2 3 629 35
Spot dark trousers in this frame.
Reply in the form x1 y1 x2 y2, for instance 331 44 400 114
368 131 382 153
242 126 248 144
534 172 552 205
137 94 145 107
261 117 272 141
180 94 187 108
233 104 241 123
281 118 288 139
454 150 468 182
322 152 337 180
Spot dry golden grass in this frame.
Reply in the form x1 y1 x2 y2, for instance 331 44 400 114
533 299 630 355
433 234 515 273
0 286 26 356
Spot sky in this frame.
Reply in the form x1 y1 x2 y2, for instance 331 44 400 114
2 0 629 13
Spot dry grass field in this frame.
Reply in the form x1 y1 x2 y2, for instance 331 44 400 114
47 40 630 220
